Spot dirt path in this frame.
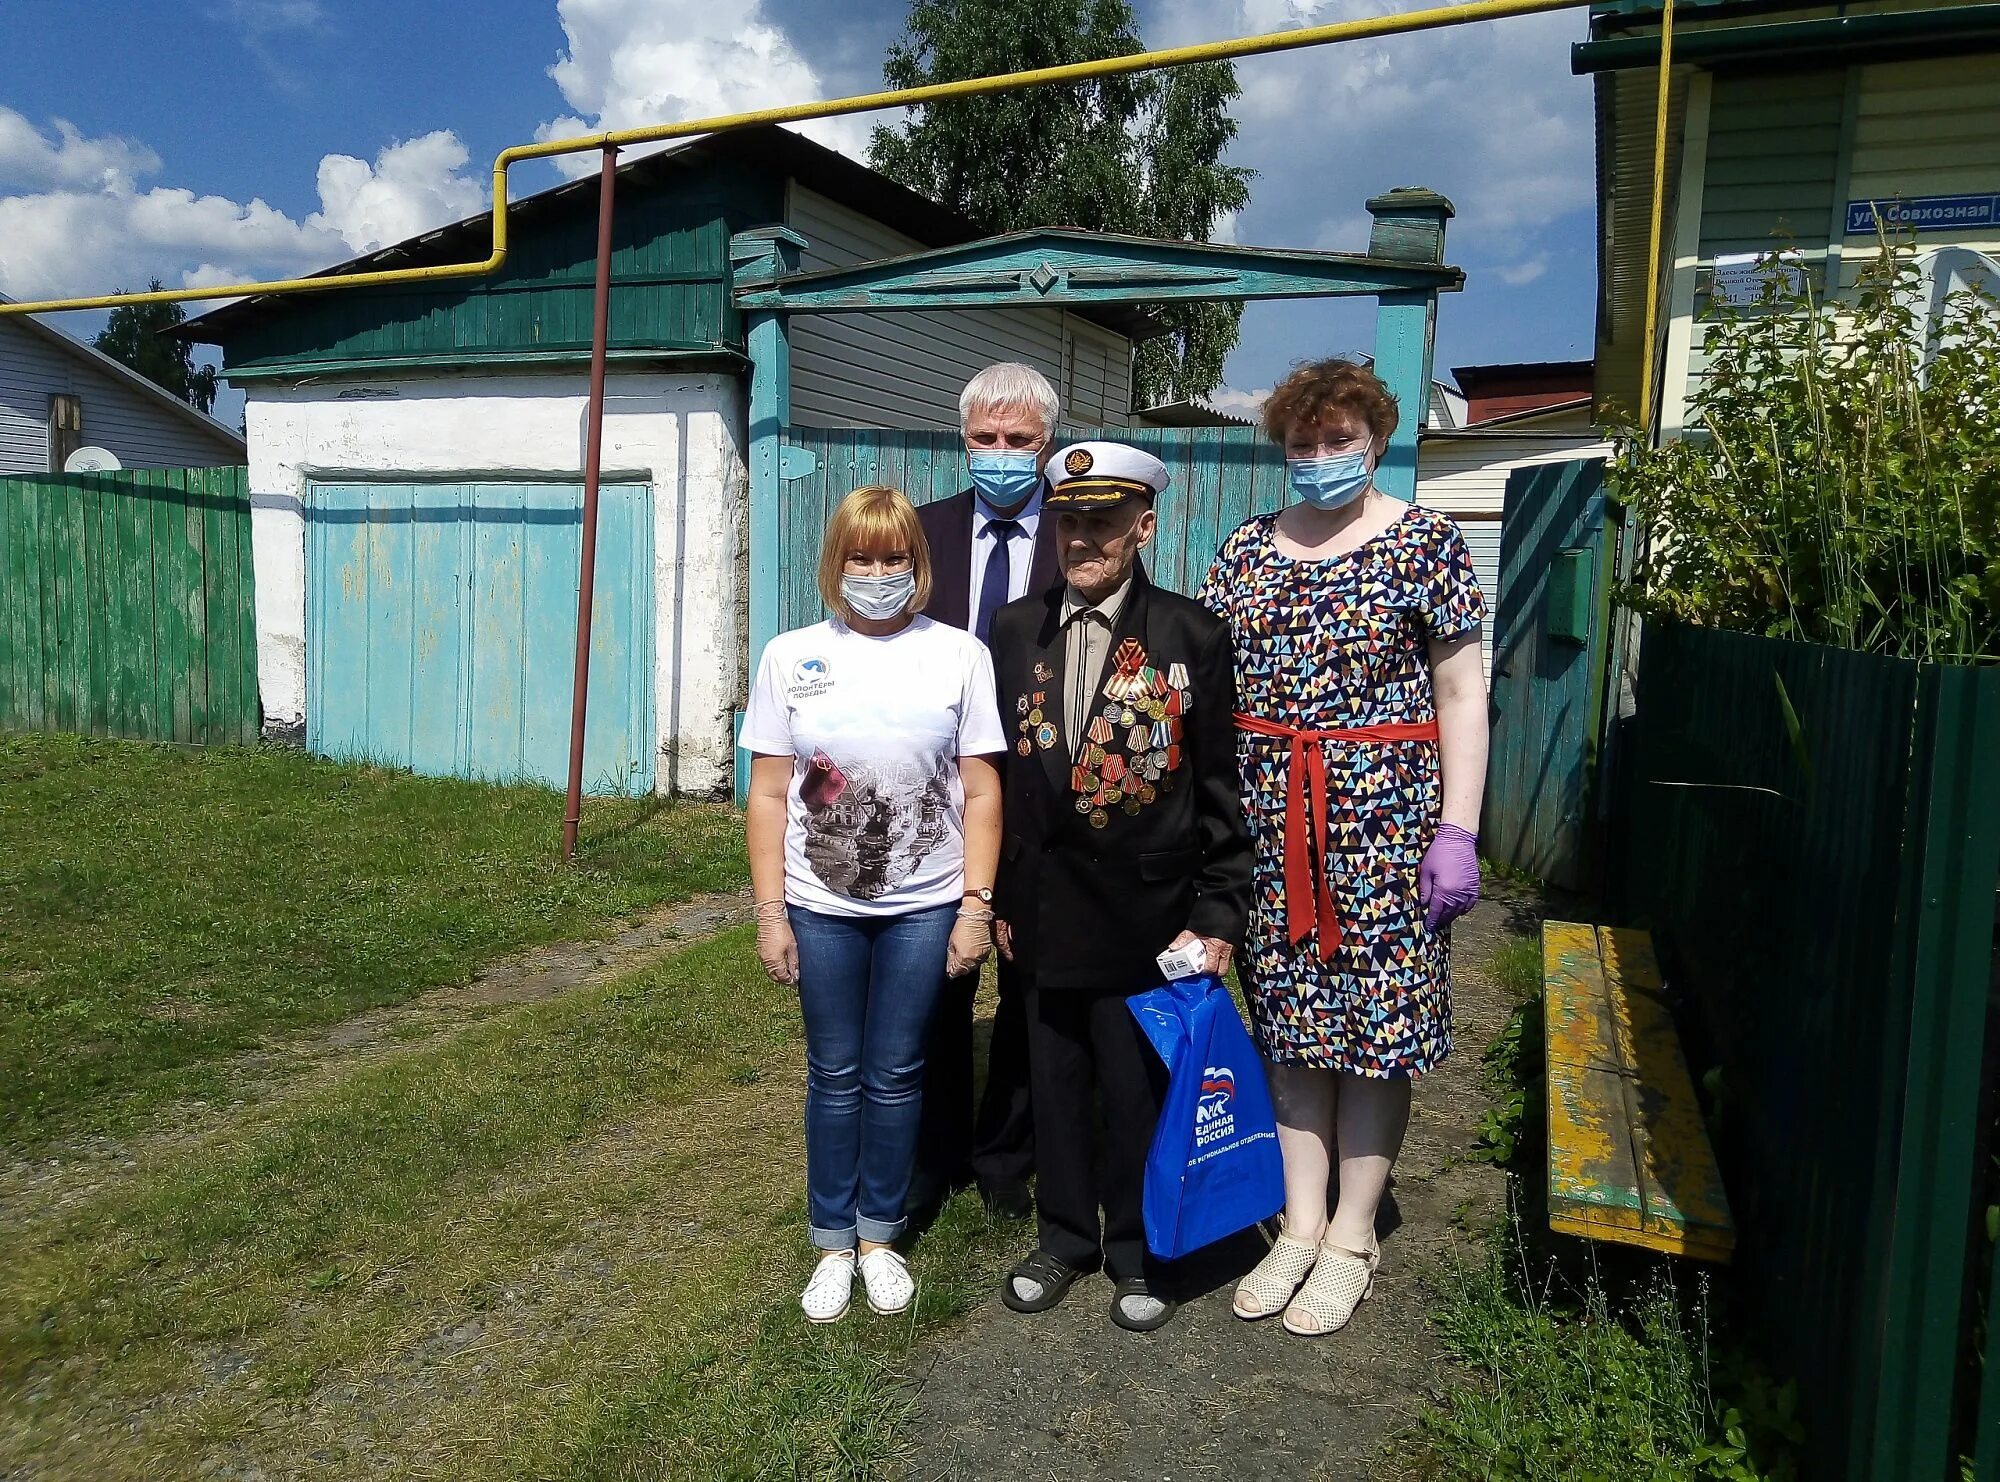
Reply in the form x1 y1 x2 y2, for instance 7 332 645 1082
0 889 752 1226
895 894 1527 1482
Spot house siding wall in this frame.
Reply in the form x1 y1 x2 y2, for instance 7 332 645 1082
0 317 242 474
1672 67 1849 419
218 171 781 376
1697 69 1848 261
1664 50 2000 428
784 184 1134 431
1837 53 2000 287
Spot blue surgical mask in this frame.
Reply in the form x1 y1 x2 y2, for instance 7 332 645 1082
968 450 1043 511
840 569 916 622
1287 451 1372 510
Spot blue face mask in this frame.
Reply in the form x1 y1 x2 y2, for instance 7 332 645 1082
1287 451 1372 510
968 450 1043 511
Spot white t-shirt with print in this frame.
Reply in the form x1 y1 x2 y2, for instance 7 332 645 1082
741 615 1007 919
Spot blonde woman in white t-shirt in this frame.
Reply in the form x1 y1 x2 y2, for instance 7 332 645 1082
741 485 1007 1324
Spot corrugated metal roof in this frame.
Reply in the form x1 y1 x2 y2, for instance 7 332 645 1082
1134 398 1254 427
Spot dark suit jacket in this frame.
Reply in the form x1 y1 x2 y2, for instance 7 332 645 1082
916 486 1062 632
989 568 1252 992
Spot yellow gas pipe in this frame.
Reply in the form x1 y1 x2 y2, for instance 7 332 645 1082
1 0 1614 318
1636 0 1677 436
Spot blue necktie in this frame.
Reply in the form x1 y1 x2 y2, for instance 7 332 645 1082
975 518 1021 644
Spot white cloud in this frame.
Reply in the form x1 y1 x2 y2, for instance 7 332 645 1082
0 114 483 305
536 0 872 180
0 185 343 303
212 0 325 31
1496 253 1552 286
208 0 331 93
306 131 485 254
0 108 161 193
1146 0 1594 272
1206 385 1271 419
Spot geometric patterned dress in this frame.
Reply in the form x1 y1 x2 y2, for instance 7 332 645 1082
1196 506 1486 1078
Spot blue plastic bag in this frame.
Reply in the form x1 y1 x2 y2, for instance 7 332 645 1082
1128 973 1285 1260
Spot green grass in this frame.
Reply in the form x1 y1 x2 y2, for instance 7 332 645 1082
1490 934 1542 1004
0 926 1018 1480
1468 931 1543 1169
1407 1220 1801 1482
0 731 745 1150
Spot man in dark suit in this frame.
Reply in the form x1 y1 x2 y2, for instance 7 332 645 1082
911 363 1063 1222
987 440 1253 1332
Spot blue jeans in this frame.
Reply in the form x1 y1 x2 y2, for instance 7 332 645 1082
788 903 955 1249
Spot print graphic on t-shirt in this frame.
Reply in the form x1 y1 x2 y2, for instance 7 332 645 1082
800 752 955 900
800 749 848 810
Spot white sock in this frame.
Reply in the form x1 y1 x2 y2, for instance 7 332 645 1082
1119 1292 1167 1324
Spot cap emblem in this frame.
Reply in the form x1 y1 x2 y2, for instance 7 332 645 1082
1064 448 1095 476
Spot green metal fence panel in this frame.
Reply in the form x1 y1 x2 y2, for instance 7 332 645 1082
0 467 259 747
1876 662 2000 1478
1617 621 2000 1482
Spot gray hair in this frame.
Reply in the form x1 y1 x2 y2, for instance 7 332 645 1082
959 362 1060 439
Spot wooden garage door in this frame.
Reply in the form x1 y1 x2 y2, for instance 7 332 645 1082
306 482 654 795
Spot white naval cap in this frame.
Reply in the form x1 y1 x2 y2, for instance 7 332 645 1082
1044 440 1171 508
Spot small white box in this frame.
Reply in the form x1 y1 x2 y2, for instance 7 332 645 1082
1156 941 1207 980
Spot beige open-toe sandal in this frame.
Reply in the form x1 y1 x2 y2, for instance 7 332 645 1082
1232 1223 1319 1320
1280 1237 1379 1337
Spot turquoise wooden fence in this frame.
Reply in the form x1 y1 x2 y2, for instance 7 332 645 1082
775 424 1292 631
1484 456 1615 889
0 467 259 746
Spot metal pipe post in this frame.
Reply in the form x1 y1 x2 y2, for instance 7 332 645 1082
563 144 619 860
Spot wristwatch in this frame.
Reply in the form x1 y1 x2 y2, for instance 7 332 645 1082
964 887 994 905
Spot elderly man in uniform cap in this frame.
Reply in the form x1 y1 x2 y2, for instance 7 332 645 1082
908 363 1064 1223
986 439 1252 1331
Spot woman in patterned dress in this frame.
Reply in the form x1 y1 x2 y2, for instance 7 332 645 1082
1196 358 1488 1338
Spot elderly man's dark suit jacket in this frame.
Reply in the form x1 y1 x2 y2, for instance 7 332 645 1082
989 567 1252 990
915 487 1061 630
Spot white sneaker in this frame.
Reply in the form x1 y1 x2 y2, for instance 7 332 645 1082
857 1247 916 1315
801 1250 855 1323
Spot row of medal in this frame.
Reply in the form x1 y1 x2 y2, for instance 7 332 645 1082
1074 643 1189 829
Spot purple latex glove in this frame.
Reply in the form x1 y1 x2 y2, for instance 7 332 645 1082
1419 822 1480 932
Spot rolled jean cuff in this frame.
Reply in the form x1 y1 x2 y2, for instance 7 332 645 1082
810 1223 858 1251
857 1212 907 1244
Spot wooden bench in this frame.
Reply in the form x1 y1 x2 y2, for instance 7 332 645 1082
1543 921 1736 1262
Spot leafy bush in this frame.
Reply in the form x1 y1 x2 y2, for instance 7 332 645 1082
1611 239 2000 663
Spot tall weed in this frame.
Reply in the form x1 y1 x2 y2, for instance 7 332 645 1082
1611 237 2000 663
1409 1209 1802 1482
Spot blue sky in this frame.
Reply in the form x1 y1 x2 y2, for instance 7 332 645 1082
0 0 1600 427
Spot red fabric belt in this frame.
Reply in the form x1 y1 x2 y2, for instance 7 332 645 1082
1233 712 1441 959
